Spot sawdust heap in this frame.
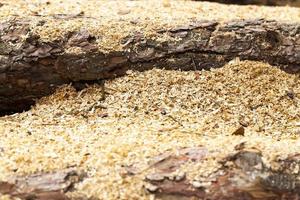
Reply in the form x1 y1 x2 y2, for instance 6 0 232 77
0 60 300 199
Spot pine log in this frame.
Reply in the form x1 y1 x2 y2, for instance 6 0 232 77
0 0 299 113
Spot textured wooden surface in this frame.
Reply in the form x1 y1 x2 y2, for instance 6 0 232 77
143 148 300 200
1 18 299 113
0 169 85 200
0 20 300 114
0 0 300 113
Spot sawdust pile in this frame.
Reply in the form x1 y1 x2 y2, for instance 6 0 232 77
0 60 300 199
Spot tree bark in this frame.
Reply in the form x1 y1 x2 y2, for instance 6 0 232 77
0 168 86 200
139 147 300 200
2 147 300 199
0 18 300 113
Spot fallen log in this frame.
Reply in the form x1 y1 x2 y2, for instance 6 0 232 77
2 147 300 199
0 0 299 114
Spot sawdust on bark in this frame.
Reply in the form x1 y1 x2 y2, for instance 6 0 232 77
0 0 299 52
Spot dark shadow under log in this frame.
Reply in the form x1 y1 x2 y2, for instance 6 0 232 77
0 19 300 114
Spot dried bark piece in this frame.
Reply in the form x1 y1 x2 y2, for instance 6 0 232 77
234 142 247 151
145 179 205 199
143 147 208 199
0 168 86 200
123 147 207 177
232 126 245 136
67 30 97 52
0 182 15 194
52 12 85 19
148 147 207 173
230 150 263 171
276 154 300 174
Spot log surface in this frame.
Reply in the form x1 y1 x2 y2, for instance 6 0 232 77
141 147 300 200
1 18 299 113
2 147 300 199
0 169 86 200
0 0 300 113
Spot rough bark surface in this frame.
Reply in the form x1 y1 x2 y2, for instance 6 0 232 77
0 168 86 200
125 147 300 200
0 19 300 113
2 147 300 199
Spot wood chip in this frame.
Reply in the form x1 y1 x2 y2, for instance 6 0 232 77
232 126 245 136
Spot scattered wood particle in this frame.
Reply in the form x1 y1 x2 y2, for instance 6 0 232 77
232 126 245 136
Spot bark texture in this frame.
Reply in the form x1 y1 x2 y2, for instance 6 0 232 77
124 146 300 200
0 19 300 113
0 169 86 200
2 147 300 199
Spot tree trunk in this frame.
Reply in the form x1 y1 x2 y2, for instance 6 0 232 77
1 0 300 114
0 20 300 114
1 18 299 114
